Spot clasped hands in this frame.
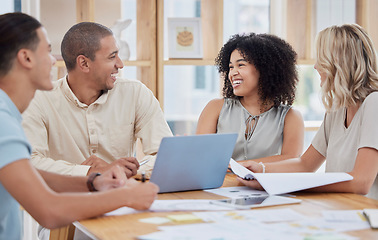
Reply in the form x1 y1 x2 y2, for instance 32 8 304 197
83 155 139 178
83 156 159 210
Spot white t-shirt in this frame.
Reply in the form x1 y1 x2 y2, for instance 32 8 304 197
312 92 378 200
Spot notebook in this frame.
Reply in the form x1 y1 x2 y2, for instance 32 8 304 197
149 133 238 193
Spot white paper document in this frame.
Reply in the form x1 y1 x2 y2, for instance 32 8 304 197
229 158 256 180
229 159 353 195
138 220 305 240
138 217 361 240
149 200 232 211
322 210 366 222
193 208 305 223
105 199 232 216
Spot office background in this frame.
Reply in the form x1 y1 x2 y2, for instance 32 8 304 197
1 0 378 239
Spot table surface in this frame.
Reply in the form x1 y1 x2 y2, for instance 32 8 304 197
74 174 378 240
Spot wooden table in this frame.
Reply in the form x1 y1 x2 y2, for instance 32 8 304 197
71 175 378 240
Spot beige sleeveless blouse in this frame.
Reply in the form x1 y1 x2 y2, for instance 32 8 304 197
217 98 291 161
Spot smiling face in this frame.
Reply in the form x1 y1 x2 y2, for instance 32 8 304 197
88 35 124 91
30 27 56 91
228 49 260 98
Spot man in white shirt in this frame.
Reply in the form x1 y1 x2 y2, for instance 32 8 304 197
0 12 159 240
22 21 172 178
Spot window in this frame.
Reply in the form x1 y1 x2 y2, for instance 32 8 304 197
298 0 356 149
164 65 219 135
0 0 21 14
163 0 271 135
223 0 270 40
119 0 137 79
163 0 217 135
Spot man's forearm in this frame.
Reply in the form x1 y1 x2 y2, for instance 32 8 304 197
38 170 88 193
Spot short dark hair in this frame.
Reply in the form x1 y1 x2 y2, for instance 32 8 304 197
61 22 113 71
216 33 298 109
0 12 42 77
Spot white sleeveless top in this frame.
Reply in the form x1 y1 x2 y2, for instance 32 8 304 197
217 98 291 161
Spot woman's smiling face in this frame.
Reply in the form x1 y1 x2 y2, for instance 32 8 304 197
228 49 260 98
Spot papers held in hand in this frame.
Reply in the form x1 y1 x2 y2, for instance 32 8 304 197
229 159 353 195
229 158 256 180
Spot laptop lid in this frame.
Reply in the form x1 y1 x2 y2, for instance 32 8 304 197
150 133 238 193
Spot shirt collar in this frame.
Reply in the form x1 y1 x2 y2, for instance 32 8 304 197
62 76 110 108
0 89 22 122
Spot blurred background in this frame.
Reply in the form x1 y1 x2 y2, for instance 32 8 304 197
2 1 377 239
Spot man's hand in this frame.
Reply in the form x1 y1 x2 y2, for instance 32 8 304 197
122 179 159 210
92 165 128 191
82 155 140 178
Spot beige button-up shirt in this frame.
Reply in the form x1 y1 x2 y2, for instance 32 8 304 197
22 77 172 176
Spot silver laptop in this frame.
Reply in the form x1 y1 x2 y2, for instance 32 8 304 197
150 133 238 193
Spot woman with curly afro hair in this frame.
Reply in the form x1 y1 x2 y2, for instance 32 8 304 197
196 33 304 164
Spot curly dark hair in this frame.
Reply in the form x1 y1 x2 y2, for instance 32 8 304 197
215 33 298 110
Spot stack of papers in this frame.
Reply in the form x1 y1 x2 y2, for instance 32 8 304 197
137 209 370 240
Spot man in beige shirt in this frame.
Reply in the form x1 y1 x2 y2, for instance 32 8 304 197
22 21 172 178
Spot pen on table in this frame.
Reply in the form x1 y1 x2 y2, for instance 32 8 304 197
141 171 146 183
140 159 150 166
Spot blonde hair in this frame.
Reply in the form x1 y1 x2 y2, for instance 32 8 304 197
315 23 378 111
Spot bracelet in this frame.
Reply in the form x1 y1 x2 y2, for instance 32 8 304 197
87 172 101 192
258 162 266 173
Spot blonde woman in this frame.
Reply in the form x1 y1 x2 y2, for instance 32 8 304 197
239 24 378 200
